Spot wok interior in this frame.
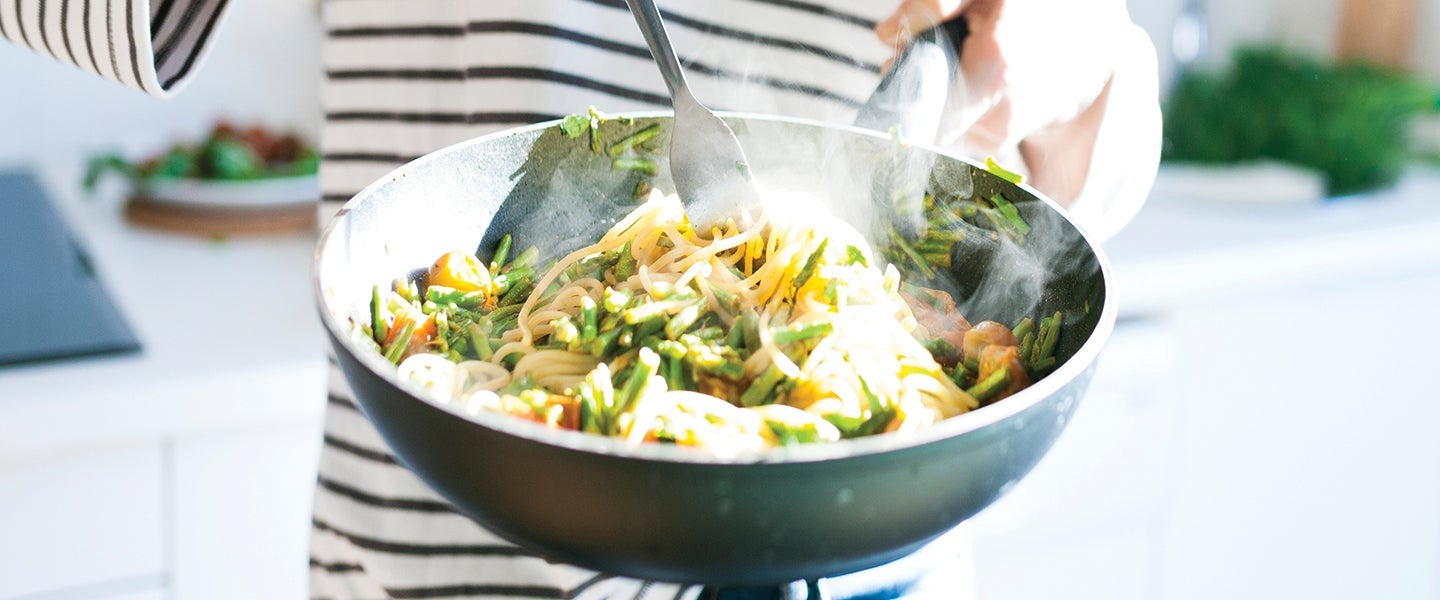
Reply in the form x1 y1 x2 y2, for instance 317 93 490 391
314 114 1114 583
319 115 1106 400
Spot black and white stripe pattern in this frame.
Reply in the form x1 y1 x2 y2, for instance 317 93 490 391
312 1 895 597
317 0 889 205
0 0 232 95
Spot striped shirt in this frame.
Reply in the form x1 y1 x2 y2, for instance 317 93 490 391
0 0 228 95
3 0 1158 596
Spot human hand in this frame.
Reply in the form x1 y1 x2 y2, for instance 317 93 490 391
876 0 1140 205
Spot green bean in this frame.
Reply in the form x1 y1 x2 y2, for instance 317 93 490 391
1017 331 1036 364
990 194 1031 236
425 285 485 309
498 276 534 306
655 339 688 359
966 367 1011 403
552 317 579 346
692 326 724 341
611 157 658 175
602 288 632 313
772 322 834 345
623 301 668 325
614 348 661 424
488 303 523 322
1030 356 1056 373
489 234 513 273
617 325 637 349
1012 317 1035 343
725 320 745 350
666 304 702 339
708 285 738 312
920 250 953 269
739 310 761 351
792 239 829 290
1037 311 1062 360
434 311 450 352
888 227 936 279
663 356 686 389
635 317 666 340
577 381 602 434
740 365 785 407
985 156 1023 184
856 374 884 414
371 285 387 344
606 123 660 157
580 296 599 343
503 247 539 272
591 327 623 357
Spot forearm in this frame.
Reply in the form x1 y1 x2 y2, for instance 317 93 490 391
0 0 233 97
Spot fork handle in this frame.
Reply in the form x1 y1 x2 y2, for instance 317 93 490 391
624 0 691 98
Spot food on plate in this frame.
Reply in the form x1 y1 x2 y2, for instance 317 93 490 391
355 186 1064 456
84 121 318 190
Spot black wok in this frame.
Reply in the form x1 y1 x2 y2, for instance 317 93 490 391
315 113 1116 586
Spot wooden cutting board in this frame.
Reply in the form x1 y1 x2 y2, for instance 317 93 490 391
124 198 317 237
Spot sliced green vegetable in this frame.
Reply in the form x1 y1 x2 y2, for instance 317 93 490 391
966 367 1010 403
740 366 785 407
792 239 829 291
771 322 834 345
611 157 658 175
984 156 1023 184
606 123 661 157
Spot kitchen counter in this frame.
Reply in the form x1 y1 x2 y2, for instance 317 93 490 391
1108 167 1440 315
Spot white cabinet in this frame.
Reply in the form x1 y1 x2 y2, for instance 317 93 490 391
171 424 322 600
0 445 166 599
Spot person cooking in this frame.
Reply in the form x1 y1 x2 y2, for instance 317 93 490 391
1 0 1159 596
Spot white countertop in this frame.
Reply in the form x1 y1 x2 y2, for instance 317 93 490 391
1107 167 1440 315
0 162 327 465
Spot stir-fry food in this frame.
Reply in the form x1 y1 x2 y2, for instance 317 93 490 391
356 188 1063 456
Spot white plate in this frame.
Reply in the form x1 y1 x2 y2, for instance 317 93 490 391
141 175 319 209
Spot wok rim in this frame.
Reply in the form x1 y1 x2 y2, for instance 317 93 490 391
314 111 1117 466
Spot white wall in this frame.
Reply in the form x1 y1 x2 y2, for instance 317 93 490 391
0 0 1433 167
0 0 323 164
1130 0 1440 90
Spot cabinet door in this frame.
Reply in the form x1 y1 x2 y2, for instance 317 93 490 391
171 423 322 600
0 444 166 599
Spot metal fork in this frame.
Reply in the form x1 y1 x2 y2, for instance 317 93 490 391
623 0 761 227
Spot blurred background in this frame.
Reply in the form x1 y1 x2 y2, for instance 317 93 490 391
1 0 1438 598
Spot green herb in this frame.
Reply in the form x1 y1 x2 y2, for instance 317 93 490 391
559 113 590 138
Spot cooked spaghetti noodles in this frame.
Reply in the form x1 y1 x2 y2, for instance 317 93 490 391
362 189 1059 457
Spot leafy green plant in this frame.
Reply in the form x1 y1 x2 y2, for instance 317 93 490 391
1163 46 1438 195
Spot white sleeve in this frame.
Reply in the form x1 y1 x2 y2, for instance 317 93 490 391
0 0 233 97
1063 22 1163 242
